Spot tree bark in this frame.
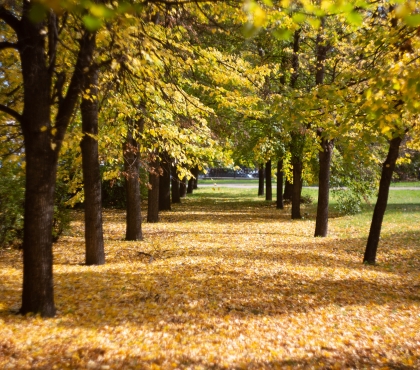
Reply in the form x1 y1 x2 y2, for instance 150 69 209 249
13 3 96 317
158 152 171 211
258 164 264 196
276 159 284 209
290 131 304 219
313 17 333 237
80 66 105 263
192 165 199 189
171 162 181 204
180 177 187 197
283 178 293 200
123 121 143 241
364 136 403 264
291 155 303 219
187 176 194 194
265 160 272 201
314 137 334 237
147 158 160 223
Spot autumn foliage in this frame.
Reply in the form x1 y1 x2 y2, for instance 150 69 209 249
1 188 419 369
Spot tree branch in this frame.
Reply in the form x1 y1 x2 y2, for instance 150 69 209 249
0 6 21 35
0 41 19 51
0 104 22 123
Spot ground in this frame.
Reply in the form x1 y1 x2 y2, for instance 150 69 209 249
0 185 419 369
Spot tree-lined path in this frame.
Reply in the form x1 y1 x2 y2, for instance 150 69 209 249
1 186 419 369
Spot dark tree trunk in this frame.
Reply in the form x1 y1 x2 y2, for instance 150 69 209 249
9 3 96 317
187 176 194 194
80 66 105 263
291 155 303 219
180 177 187 197
291 131 304 219
313 18 332 238
265 160 272 201
364 136 403 264
123 121 143 241
258 164 264 196
314 137 334 237
159 152 171 211
21 104 57 318
276 159 284 209
171 162 181 204
192 165 199 189
283 178 293 200
147 158 160 223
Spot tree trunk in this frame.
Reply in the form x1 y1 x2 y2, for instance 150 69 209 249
265 160 272 201
192 165 199 189
291 155 302 219
171 162 181 204
180 177 187 197
277 159 284 209
14 4 96 317
80 66 105 263
258 164 264 196
364 136 403 264
314 137 334 237
21 110 58 318
123 123 143 240
158 152 171 211
313 17 332 237
283 178 293 200
187 177 194 194
147 158 160 223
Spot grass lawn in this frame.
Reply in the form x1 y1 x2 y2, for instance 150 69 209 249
0 186 419 369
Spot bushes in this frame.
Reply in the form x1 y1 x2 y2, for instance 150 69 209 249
0 162 70 248
0 163 24 247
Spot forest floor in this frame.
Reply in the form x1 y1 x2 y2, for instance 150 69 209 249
0 186 419 369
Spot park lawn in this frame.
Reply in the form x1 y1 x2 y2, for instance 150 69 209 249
0 187 419 369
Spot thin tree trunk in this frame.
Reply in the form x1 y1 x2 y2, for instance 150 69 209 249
171 162 181 204
291 156 303 219
313 17 333 238
192 165 199 189
180 177 187 197
147 158 160 223
123 122 143 240
80 66 105 263
314 137 334 237
283 178 293 200
187 177 194 194
265 160 272 201
258 164 264 196
159 152 171 211
364 136 403 264
277 159 284 209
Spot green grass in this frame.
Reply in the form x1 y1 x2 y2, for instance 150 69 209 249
390 180 420 187
199 178 420 188
199 178 258 184
190 182 420 240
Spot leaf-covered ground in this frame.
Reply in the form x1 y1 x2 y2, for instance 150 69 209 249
1 187 419 369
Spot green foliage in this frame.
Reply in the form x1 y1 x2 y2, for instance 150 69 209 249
330 148 378 215
0 162 71 247
52 180 71 242
333 189 363 215
0 163 24 247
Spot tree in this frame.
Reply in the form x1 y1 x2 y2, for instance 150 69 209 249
265 159 272 201
159 152 171 211
124 118 144 240
148 155 160 223
80 65 106 263
0 3 97 317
